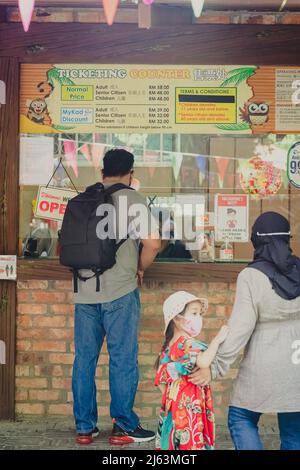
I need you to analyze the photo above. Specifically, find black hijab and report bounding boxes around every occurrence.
[248,212,300,300]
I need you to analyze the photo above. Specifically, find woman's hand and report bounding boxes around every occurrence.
[215,325,229,345]
[189,367,211,386]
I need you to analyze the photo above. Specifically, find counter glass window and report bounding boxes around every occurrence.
[19,132,300,262]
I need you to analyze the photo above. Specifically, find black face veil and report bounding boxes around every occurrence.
[248,212,300,300]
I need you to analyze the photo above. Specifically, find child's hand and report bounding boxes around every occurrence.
[215,325,229,344]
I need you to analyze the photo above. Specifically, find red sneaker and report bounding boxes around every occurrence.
[75,427,99,445]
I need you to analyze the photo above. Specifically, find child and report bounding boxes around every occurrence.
[154,291,229,450]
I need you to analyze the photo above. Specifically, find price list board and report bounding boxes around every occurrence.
[20,64,300,135]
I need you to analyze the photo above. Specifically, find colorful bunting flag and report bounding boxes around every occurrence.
[103,0,119,26]
[191,0,205,18]
[18,0,35,32]
[172,153,183,181]
[63,140,78,178]
[215,156,230,189]
[91,143,106,169]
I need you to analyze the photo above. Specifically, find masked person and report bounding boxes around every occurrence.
[202,212,300,450]
[154,291,229,450]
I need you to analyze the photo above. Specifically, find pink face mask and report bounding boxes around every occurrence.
[180,316,203,338]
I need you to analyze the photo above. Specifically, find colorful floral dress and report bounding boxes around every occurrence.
[154,336,215,450]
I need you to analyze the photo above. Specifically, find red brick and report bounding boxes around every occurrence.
[17,304,47,315]
[203,318,225,329]
[33,316,67,328]
[29,390,61,401]
[17,315,33,328]
[139,355,156,366]
[138,381,156,391]
[98,406,110,417]
[197,14,231,24]
[140,318,163,329]
[17,340,31,351]
[16,403,45,415]
[17,328,72,340]
[31,341,66,352]
[49,353,74,364]
[15,390,28,401]
[48,404,73,415]
[50,304,73,314]
[52,365,64,377]
[139,392,161,404]
[18,281,48,290]
[51,378,71,389]
[16,378,48,389]
[139,343,151,354]
[15,365,30,377]
[281,14,300,24]
[241,14,276,24]
[17,291,30,302]
[53,280,72,290]
[31,292,66,303]
[34,365,53,376]
[134,407,154,418]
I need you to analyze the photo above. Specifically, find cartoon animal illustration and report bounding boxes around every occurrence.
[37,80,54,98]
[27,98,52,126]
[239,102,269,126]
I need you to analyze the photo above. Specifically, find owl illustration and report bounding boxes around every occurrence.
[240,102,269,126]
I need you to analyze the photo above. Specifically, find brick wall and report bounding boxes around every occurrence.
[7,8,300,26]
[16,280,237,422]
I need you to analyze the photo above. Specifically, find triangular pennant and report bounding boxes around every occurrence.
[80,143,91,162]
[148,167,156,179]
[191,0,205,18]
[172,153,183,181]
[63,140,78,178]
[91,143,105,169]
[103,0,119,26]
[215,157,230,189]
[18,0,35,32]
[196,155,207,177]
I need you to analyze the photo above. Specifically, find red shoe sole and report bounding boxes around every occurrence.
[109,436,135,445]
[76,435,93,445]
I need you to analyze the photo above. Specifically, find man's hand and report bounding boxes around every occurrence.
[137,269,144,288]
[189,367,212,386]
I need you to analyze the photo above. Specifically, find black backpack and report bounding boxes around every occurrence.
[59,182,134,293]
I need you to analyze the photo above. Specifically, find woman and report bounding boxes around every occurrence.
[210,212,300,450]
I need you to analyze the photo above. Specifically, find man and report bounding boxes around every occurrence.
[72,149,161,445]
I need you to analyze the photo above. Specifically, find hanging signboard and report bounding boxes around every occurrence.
[287,142,300,188]
[215,194,249,243]
[34,186,77,222]
[19,64,300,135]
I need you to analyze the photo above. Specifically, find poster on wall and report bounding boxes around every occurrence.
[215,194,249,243]
[19,136,54,185]
[0,255,17,281]
[287,141,300,188]
[19,64,300,135]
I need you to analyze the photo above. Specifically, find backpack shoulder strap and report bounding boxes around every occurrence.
[104,183,134,197]
[85,182,104,193]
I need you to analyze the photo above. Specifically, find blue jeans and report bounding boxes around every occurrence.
[228,406,300,450]
[72,289,141,433]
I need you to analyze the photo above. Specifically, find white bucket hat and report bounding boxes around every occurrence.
[163,291,208,334]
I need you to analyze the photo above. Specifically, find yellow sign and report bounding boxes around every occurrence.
[20,64,300,135]
[61,85,94,102]
[175,87,237,124]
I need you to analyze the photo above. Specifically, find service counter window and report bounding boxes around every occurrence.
[19,132,300,263]
[18,64,300,264]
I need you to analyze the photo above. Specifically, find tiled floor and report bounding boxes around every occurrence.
[0,417,280,450]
